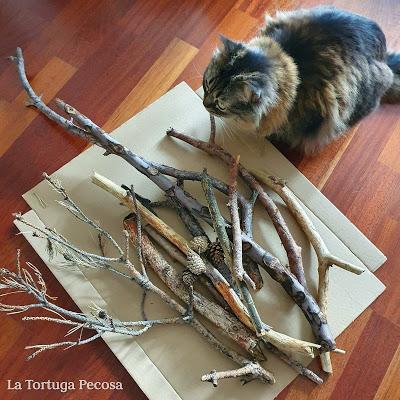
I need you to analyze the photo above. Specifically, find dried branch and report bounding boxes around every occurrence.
[201,362,274,386]
[261,341,323,384]
[43,172,125,258]
[9,48,91,140]
[252,170,365,372]
[228,156,254,288]
[0,264,185,360]
[242,190,258,238]
[250,171,365,276]
[240,190,263,292]
[209,114,216,145]
[12,207,270,383]
[1,260,269,382]
[202,170,267,337]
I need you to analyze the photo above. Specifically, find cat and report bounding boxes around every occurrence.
[202,6,400,154]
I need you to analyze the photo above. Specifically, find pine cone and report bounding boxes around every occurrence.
[189,236,209,254]
[186,249,206,275]
[182,269,196,286]
[206,241,225,266]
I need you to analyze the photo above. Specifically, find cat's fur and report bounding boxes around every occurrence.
[202,6,400,153]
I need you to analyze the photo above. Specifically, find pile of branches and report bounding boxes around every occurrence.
[1,48,365,387]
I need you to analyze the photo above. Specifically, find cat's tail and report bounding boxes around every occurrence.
[382,52,400,103]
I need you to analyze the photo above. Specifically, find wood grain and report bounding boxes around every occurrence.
[0,1,399,399]
[373,344,400,400]
[103,37,198,132]
[0,57,76,157]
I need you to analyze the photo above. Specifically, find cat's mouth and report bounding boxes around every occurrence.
[204,106,224,117]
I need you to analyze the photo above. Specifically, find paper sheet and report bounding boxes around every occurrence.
[19,82,386,400]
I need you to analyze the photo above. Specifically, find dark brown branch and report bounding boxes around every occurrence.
[209,114,216,145]
[239,228,334,352]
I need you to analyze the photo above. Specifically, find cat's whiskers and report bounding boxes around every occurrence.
[218,117,238,146]
[216,117,229,146]
[191,61,204,79]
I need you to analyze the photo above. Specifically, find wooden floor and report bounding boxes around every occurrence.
[1,1,400,399]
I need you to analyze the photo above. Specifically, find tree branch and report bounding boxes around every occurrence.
[252,170,365,372]
[201,362,275,386]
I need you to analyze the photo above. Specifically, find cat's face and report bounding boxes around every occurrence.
[202,36,270,121]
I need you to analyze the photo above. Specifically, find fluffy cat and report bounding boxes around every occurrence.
[202,6,400,153]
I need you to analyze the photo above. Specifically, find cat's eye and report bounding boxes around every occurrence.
[216,99,226,110]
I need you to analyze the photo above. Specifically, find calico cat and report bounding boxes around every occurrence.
[202,6,400,153]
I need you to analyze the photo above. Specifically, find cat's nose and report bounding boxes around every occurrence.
[203,95,214,109]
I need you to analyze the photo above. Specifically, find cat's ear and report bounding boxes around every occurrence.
[219,35,240,53]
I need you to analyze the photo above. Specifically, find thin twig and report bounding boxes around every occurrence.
[228,156,255,288]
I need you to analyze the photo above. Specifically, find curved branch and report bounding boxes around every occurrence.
[252,170,365,372]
